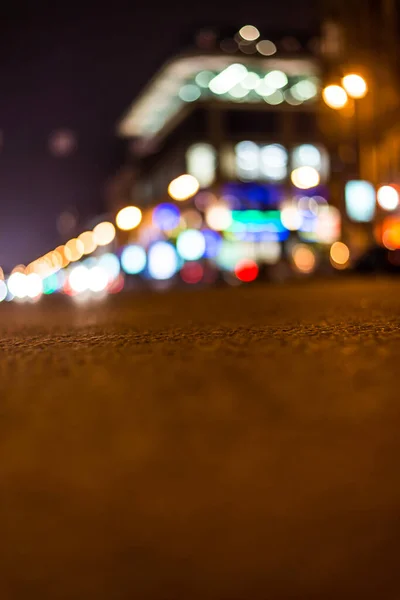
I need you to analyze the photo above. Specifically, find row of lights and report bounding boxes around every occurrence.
[323,73,368,109]
[9,207,144,284]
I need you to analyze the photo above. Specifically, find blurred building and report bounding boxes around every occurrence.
[109,25,343,275]
[319,0,400,251]
[114,26,329,208]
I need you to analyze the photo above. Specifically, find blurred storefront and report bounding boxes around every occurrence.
[109,25,344,281]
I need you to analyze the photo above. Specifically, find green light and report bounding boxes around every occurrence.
[42,274,58,295]
[228,210,286,234]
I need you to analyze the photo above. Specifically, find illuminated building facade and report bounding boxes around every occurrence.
[110,26,344,280]
[319,0,400,252]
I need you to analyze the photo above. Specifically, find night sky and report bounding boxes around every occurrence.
[0,1,315,270]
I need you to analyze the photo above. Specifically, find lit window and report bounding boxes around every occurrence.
[186,143,216,188]
[292,144,329,180]
[235,141,259,180]
[259,144,288,181]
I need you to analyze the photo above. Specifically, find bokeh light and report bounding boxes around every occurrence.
[342,74,367,99]
[238,25,260,42]
[322,85,348,109]
[88,267,109,292]
[78,231,97,255]
[69,265,89,293]
[281,204,303,230]
[168,174,199,201]
[256,40,276,56]
[235,259,259,282]
[176,229,206,261]
[180,262,204,284]
[330,241,350,268]
[148,242,179,280]
[377,185,399,211]
[93,222,116,246]
[209,64,248,95]
[97,253,120,281]
[116,206,142,231]
[205,202,233,231]
[65,238,85,262]
[26,273,43,299]
[179,84,201,102]
[291,166,320,189]
[43,273,59,295]
[7,273,27,299]
[186,143,216,188]
[0,280,7,302]
[55,245,71,268]
[381,218,400,250]
[345,180,376,222]
[202,229,222,258]
[152,203,181,231]
[121,245,147,274]
[292,244,316,273]
[264,70,288,89]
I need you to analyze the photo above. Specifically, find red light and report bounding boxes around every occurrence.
[109,273,125,294]
[180,262,204,284]
[234,259,259,282]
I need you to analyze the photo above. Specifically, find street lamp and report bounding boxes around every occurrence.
[322,84,348,110]
[342,74,368,100]
[322,73,368,179]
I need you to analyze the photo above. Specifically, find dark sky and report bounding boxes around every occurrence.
[0,1,316,270]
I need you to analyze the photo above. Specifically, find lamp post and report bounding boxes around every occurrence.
[322,74,371,251]
[322,73,368,179]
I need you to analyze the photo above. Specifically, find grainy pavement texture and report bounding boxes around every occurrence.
[0,277,399,599]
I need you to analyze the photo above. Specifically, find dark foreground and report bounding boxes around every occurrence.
[1,278,400,599]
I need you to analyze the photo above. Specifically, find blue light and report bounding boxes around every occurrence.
[202,229,222,258]
[148,241,179,280]
[152,203,181,231]
[121,245,147,274]
[345,181,376,223]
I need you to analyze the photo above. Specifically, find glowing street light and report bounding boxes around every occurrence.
[322,84,348,109]
[342,74,368,99]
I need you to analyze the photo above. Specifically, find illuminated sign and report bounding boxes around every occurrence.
[226,210,289,241]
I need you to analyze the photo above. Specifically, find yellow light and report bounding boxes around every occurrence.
[291,166,320,190]
[205,202,232,231]
[65,238,85,262]
[330,241,350,268]
[78,231,97,254]
[239,25,260,42]
[292,244,316,274]
[377,185,399,211]
[382,218,400,250]
[116,206,142,231]
[168,174,199,201]
[93,221,116,246]
[322,84,348,109]
[56,245,71,268]
[342,74,367,99]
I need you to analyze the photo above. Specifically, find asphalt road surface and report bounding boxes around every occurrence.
[1,277,400,599]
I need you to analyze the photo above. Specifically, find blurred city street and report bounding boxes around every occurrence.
[1,277,399,599]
